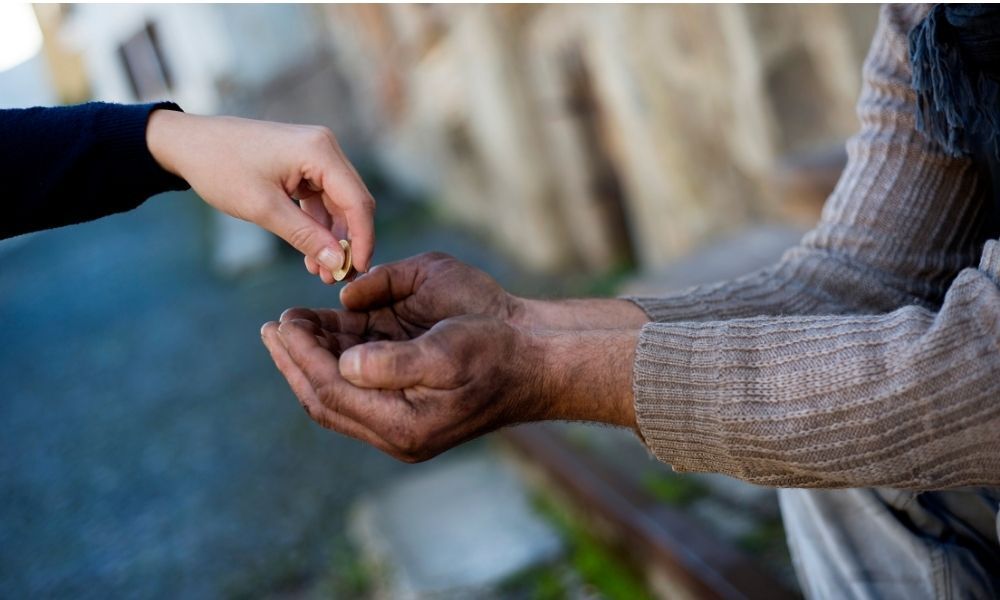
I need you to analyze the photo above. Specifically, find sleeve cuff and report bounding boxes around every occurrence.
[632,320,734,474]
[94,101,190,198]
[979,240,1000,285]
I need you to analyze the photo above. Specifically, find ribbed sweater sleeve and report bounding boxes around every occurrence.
[627,4,1000,489]
[0,101,190,240]
[628,4,994,323]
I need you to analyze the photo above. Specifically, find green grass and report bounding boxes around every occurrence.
[499,563,569,600]
[737,518,788,556]
[326,545,375,598]
[640,472,709,507]
[531,496,654,600]
[573,260,636,298]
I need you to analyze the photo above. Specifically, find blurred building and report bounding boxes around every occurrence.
[54,4,325,113]
[319,4,879,272]
[34,4,880,275]
[32,5,89,105]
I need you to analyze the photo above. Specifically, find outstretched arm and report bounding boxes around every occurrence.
[0,102,376,276]
[632,242,1000,489]
[266,241,1000,489]
[262,5,1000,489]
[0,102,188,238]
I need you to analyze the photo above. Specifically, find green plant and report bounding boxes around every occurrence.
[533,496,653,600]
[641,472,709,507]
[499,563,568,600]
[330,546,375,598]
[737,518,787,556]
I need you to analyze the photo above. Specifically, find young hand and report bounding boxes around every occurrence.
[146,109,375,281]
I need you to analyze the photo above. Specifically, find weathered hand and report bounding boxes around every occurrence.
[340,251,650,333]
[261,300,639,461]
[339,252,520,336]
[146,109,375,281]
[278,297,428,345]
[261,313,541,462]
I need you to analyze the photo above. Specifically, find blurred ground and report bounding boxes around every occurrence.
[0,188,529,598]
[0,184,805,599]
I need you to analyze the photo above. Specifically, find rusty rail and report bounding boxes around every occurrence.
[502,424,799,600]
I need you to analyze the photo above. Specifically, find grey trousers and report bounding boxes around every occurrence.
[779,488,1000,599]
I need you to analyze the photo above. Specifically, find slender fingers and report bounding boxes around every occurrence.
[263,193,345,273]
[321,176,374,273]
[299,196,332,228]
[299,196,347,284]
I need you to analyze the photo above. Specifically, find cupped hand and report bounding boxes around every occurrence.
[339,252,521,335]
[146,109,375,281]
[260,313,543,463]
[278,299,423,344]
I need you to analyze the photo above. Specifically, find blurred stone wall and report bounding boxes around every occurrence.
[321,4,879,272]
[33,5,91,105]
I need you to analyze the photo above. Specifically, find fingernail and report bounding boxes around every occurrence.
[341,348,361,379]
[276,321,296,338]
[318,246,344,272]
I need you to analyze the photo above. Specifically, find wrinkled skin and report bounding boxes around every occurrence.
[261,252,640,462]
[261,309,542,463]
[338,252,519,337]
[147,109,376,281]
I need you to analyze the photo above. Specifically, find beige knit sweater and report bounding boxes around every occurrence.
[628,4,1000,490]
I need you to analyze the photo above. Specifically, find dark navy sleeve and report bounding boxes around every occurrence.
[0,101,190,240]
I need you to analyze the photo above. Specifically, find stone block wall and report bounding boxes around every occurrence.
[319,4,879,272]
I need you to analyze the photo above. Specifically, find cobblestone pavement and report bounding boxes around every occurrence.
[0,192,514,598]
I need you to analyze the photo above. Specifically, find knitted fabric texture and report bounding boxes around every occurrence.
[627,4,1000,490]
[0,102,189,240]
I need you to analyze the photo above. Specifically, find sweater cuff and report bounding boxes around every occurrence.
[632,320,735,475]
[94,101,190,197]
[979,239,1000,285]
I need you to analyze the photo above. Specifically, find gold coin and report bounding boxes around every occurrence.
[333,239,352,281]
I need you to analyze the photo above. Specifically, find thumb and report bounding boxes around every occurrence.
[264,196,345,273]
[339,264,396,311]
[340,254,428,311]
[339,340,428,389]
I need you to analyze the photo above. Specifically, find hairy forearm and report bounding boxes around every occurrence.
[513,297,649,330]
[527,327,640,429]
